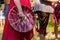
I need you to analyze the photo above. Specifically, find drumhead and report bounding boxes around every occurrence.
[8,6,34,32]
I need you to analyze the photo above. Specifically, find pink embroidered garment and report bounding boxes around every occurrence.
[2,0,34,40]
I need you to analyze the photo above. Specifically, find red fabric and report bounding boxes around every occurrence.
[52,3,60,24]
[52,14,60,24]
[20,0,31,9]
[52,14,55,24]
[2,0,33,40]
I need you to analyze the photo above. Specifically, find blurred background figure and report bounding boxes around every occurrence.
[0,0,5,34]
[3,0,10,17]
[0,9,5,32]
[52,0,60,40]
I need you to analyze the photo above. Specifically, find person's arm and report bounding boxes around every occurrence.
[14,0,24,16]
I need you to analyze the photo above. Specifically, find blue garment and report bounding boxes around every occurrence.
[38,19,40,23]
[0,11,5,19]
[4,4,9,17]
[0,13,2,17]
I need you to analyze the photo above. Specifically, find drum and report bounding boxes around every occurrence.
[8,6,35,32]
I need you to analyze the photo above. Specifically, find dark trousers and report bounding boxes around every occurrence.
[35,11,50,36]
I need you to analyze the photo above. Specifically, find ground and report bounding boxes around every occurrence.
[0,26,60,40]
